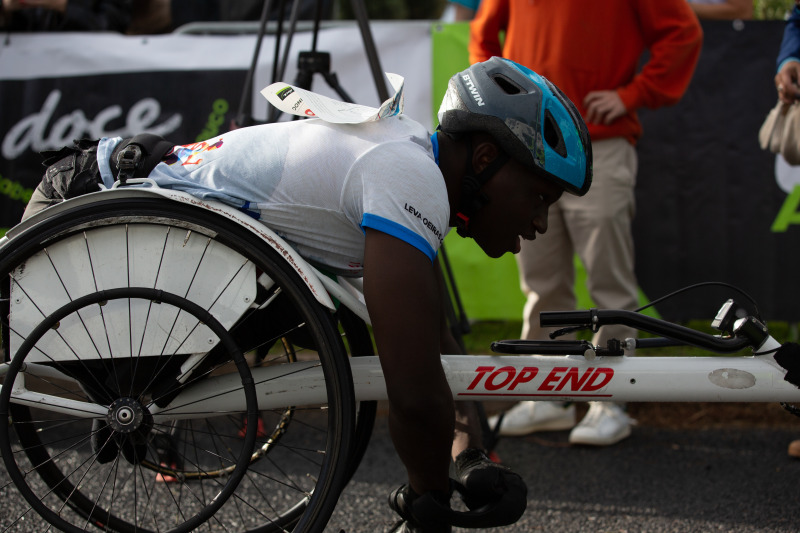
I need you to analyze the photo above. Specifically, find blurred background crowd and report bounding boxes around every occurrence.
[0,0,796,35]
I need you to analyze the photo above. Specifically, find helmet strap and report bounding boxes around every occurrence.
[456,137,509,238]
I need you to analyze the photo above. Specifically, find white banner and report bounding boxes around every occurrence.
[0,21,434,130]
[0,21,433,227]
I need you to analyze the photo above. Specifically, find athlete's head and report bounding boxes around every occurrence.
[437,57,592,257]
[439,57,592,196]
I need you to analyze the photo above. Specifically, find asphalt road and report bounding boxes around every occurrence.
[327,412,800,533]
[1,407,798,533]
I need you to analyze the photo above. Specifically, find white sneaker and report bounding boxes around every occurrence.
[488,401,576,437]
[568,402,636,446]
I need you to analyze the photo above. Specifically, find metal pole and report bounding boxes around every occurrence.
[348,0,389,102]
[235,0,274,127]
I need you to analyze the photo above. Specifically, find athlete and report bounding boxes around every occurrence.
[22,57,592,532]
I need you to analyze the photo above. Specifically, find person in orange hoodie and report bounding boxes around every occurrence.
[471,0,702,446]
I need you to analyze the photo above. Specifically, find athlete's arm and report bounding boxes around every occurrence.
[433,258,485,456]
[363,228,454,495]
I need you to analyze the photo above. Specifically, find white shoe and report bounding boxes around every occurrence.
[488,401,576,437]
[568,402,635,446]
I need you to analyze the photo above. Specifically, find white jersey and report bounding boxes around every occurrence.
[97,116,450,276]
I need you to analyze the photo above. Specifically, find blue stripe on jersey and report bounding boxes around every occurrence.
[239,201,261,220]
[361,213,437,263]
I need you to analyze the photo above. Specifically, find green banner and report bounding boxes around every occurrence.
[433,22,526,321]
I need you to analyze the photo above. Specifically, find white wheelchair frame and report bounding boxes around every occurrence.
[2,186,799,533]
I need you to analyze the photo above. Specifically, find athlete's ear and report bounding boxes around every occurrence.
[471,138,500,174]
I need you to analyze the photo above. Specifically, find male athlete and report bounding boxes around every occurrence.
[22,57,592,532]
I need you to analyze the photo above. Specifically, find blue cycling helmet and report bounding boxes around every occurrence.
[438,57,592,196]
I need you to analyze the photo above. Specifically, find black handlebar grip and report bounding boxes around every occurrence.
[539,310,594,327]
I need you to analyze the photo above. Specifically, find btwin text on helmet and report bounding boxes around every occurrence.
[461,74,485,107]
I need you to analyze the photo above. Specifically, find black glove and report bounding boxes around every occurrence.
[453,448,527,522]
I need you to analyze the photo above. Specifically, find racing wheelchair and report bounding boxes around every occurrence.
[2,184,799,533]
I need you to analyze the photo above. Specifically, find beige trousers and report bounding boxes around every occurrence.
[516,137,639,347]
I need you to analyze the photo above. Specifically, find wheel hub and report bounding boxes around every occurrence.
[107,397,149,435]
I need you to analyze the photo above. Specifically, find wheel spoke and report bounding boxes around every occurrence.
[0,204,355,532]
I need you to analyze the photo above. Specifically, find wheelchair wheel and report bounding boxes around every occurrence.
[0,288,259,533]
[0,197,356,533]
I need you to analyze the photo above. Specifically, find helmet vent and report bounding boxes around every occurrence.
[544,110,567,157]
[492,74,523,95]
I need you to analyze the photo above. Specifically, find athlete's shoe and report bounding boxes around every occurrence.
[388,484,451,533]
[487,401,576,437]
[568,402,635,446]
[388,519,449,533]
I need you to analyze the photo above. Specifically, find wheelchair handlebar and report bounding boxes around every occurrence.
[539,308,756,353]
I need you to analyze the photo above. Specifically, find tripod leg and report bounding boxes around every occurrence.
[323,72,354,103]
[235,0,275,128]
[349,0,389,102]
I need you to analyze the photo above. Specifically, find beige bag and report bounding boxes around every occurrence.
[781,102,800,165]
[759,100,800,165]
[759,100,788,154]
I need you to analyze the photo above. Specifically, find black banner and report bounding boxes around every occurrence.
[0,69,245,224]
[635,20,797,321]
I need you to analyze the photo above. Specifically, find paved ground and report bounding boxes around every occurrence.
[326,402,800,533]
[2,402,798,532]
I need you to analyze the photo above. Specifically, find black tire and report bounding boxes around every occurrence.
[0,288,260,533]
[0,197,355,533]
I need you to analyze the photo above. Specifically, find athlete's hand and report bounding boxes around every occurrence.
[776,61,800,104]
[584,90,627,126]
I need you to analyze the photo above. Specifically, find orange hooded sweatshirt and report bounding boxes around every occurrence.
[469,0,703,144]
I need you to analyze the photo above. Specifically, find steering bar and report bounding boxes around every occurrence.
[539,308,755,353]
